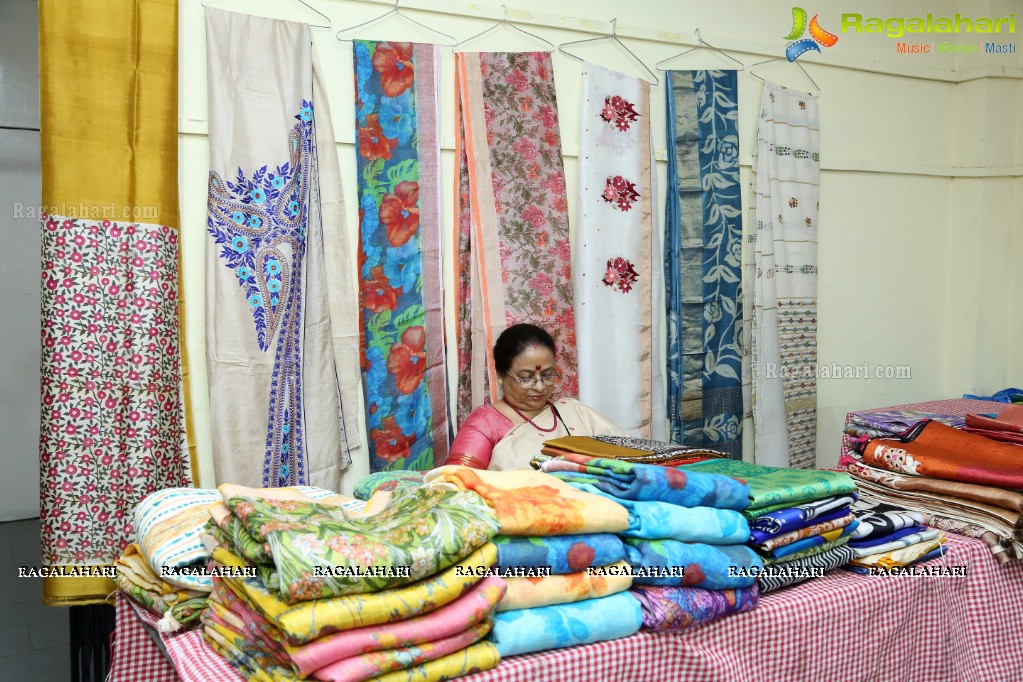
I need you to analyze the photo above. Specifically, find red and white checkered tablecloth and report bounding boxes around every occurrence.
[112,533,1023,682]
[108,594,179,682]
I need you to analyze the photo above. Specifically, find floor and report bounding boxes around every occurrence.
[0,518,72,682]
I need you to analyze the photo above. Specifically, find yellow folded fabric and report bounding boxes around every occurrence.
[543,436,655,458]
[423,466,629,536]
[212,543,499,645]
[497,560,633,612]
[370,641,501,682]
[850,537,946,570]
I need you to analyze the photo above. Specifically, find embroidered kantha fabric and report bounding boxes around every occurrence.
[354,41,449,472]
[38,0,189,605]
[454,51,578,423]
[205,9,358,489]
[743,82,820,469]
[665,70,744,458]
[631,584,759,632]
[574,62,661,438]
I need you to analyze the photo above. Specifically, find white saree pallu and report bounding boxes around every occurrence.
[742,82,820,468]
[205,9,359,489]
[574,62,661,438]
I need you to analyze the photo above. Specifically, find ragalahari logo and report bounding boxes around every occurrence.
[784,7,838,61]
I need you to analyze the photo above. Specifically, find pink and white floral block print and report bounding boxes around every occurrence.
[39,214,189,565]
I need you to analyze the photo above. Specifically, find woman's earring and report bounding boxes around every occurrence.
[497,379,503,386]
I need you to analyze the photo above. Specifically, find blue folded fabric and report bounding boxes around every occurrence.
[489,592,644,657]
[765,520,859,560]
[748,493,858,539]
[493,534,626,574]
[749,507,851,545]
[623,539,762,590]
[847,524,928,549]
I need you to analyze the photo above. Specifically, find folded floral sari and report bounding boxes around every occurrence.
[285,575,505,677]
[757,544,856,593]
[849,528,942,559]
[313,620,493,682]
[115,544,208,631]
[680,459,857,510]
[753,513,856,552]
[221,483,499,602]
[763,521,859,560]
[370,641,500,682]
[422,466,629,535]
[212,543,497,644]
[847,460,1023,513]
[568,483,749,544]
[863,420,1023,488]
[541,452,749,510]
[497,561,632,612]
[493,534,625,574]
[203,614,294,682]
[352,470,427,501]
[849,498,928,541]
[489,592,643,657]
[748,493,858,538]
[630,584,759,632]
[849,537,945,570]
[623,540,762,589]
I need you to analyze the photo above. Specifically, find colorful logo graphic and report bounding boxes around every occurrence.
[784,7,839,61]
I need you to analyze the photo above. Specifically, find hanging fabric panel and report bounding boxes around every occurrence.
[38,0,190,605]
[574,62,661,438]
[454,51,578,426]
[205,9,358,489]
[354,41,449,471]
[742,82,820,468]
[664,70,744,459]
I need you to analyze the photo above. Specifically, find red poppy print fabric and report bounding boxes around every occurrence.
[38,214,190,567]
[454,51,578,424]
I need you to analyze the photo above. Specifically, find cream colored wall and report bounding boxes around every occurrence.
[179,0,1022,491]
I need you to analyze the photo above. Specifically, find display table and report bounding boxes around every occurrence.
[109,532,1023,682]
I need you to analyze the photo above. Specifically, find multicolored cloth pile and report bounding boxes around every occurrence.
[680,459,860,593]
[843,499,946,574]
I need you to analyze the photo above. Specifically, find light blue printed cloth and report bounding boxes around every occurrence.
[493,534,626,574]
[623,539,762,590]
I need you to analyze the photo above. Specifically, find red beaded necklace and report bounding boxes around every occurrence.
[505,400,558,433]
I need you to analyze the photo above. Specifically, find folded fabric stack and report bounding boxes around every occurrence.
[351,470,426,501]
[201,483,506,681]
[845,419,1023,562]
[843,499,946,574]
[423,466,644,656]
[114,544,208,631]
[964,404,1023,445]
[540,435,727,467]
[680,459,860,594]
[535,454,761,632]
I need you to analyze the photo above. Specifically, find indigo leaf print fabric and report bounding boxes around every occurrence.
[355,41,448,471]
[631,584,759,632]
[223,484,499,603]
[664,70,743,458]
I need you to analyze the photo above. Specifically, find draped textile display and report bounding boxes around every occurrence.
[574,62,662,438]
[354,41,449,471]
[742,82,820,468]
[205,9,359,489]
[38,0,190,605]
[665,70,744,458]
[454,51,578,424]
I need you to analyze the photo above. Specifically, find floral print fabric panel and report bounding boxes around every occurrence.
[39,215,190,569]
[574,63,656,437]
[454,52,577,424]
[631,584,759,632]
[623,539,762,590]
[489,592,643,657]
[681,458,857,510]
[493,533,625,574]
[664,70,743,458]
[355,41,448,472]
[496,561,633,611]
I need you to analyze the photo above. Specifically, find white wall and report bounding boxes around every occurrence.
[0,0,41,520]
[179,0,1023,491]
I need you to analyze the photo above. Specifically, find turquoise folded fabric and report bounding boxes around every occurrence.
[493,534,626,574]
[489,592,643,657]
[567,483,749,544]
[623,540,762,589]
[542,457,749,510]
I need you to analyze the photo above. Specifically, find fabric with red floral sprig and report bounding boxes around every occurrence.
[573,62,660,439]
[355,40,449,471]
[454,51,579,421]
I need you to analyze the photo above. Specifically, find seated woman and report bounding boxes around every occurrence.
[447,323,625,470]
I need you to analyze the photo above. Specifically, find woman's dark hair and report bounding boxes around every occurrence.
[493,323,556,375]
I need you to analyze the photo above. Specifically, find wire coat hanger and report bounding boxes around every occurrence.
[558,19,658,85]
[201,0,332,29]
[336,0,457,45]
[749,56,821,96]
[453,5,555,52]
[656,29,745,71]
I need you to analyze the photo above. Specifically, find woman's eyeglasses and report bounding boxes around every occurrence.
[507,372,561,387]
